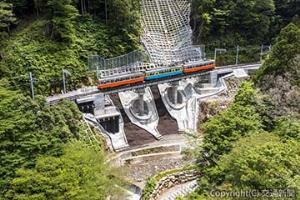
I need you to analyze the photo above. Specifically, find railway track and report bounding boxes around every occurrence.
[47,63,261,104]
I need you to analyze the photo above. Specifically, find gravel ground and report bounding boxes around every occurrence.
[125,154,192,185]
[151,86,179,136]
[110,86,179,147]
[110,94,157,146]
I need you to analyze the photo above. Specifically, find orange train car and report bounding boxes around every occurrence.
[98,72,145,90]
[183,60,216,74]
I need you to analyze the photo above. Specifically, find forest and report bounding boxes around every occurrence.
[0,0,300,199]
[0,0,299,94]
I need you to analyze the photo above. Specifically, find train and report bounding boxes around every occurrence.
[97,60,215,90]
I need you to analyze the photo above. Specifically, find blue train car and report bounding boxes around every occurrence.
[145,66,183,81]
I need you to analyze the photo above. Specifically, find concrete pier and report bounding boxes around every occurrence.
[77,94,129,151]
[158,80,199,132]
[119,87,161,139]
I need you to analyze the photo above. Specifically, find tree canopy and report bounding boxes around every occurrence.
[191,0,300,47]
[193,23,300,199]
[6,141,120,200]
[256,23,300,78]
[0,84,85,194]
[201,133,300,194]
[0,84,121,199]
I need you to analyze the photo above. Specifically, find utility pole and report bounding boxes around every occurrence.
[62,69,66,94]
[260,45,264,63]
[29,72,35,100]
[235,45,240,66]
[62,69,71,94]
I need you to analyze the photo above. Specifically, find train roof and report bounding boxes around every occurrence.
[183,59,215,66]
[99,72,144,81]
[146,65,182,73]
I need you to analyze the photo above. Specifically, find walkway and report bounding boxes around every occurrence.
[159,180,198,200]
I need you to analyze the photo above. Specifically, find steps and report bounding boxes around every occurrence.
[159,180,198,200]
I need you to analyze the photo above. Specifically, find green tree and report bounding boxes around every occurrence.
[0,1,16,48]
[193,0,275,45]
[273,117,300,142]
[199,82,263,166]
[47,0,79,42]
[108,0,141,47]
[256,23,300,78]
[6,141,121,200]
[191,0,215,42]
[271,0,300,36]
[0,85,87,196]
[199,133,300,197]
[0,1,16,33]
[229,0,275,41]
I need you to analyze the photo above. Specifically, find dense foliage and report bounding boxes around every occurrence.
[6,141,119,200]
[190,23,300,199]
[0,84,77,193]
[0,84,120,199]
[202,132,300,194]
[192,0,300,47]
[256,23,300,80]
[0,2,16,41]
[0,0,141,95]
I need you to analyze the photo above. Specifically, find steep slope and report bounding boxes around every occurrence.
[0,17,138,95]
[256,23,300,118]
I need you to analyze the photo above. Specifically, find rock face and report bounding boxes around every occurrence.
[198,76,249,125]
[198,99,231,124]
[258,72,300,118]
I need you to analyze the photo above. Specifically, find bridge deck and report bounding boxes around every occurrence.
[46,63,261,104]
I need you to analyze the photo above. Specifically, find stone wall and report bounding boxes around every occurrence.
[147,170,200,200]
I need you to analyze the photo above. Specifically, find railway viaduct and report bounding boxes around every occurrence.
[47,0,266,151]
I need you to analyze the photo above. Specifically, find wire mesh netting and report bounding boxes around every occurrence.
[88,50,149,72]
[88,0,206,79]
[141,0,203,65]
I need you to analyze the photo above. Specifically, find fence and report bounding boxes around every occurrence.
[88,50,149,72]
[205,45,271,66]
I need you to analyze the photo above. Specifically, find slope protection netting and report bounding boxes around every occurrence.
[89,0,203,78]
[141,0,202,65]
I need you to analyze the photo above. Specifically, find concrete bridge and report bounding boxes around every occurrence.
[46,63,261,151]
[46,0,265,151]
